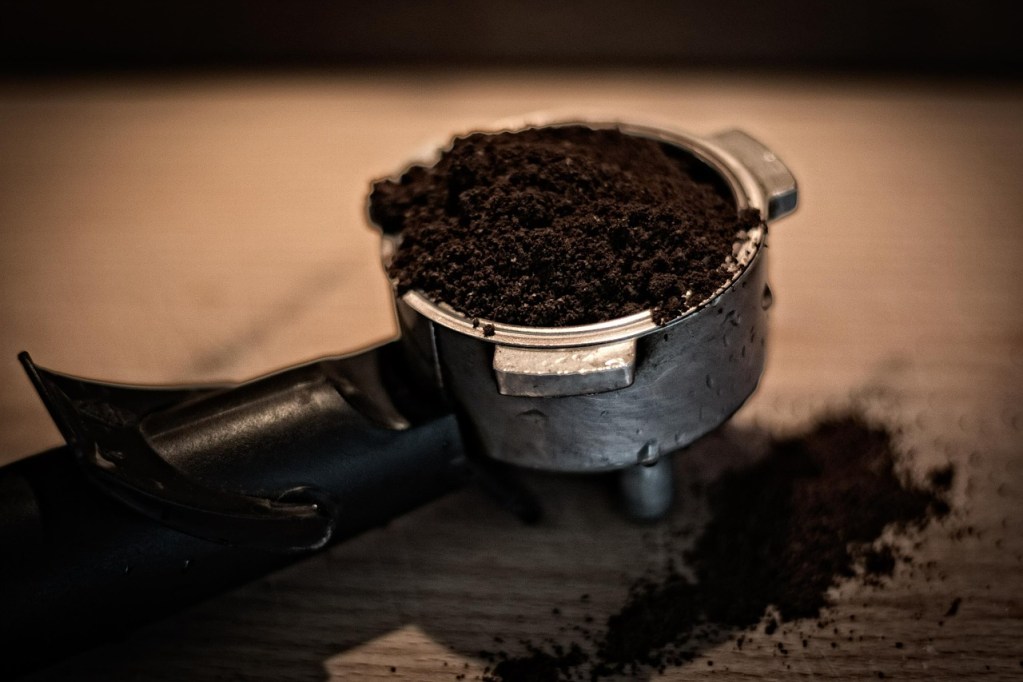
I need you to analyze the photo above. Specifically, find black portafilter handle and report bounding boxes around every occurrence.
[0,341,472,678]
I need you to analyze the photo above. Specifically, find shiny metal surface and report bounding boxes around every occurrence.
[430,248,769,471]
[492,339,636,397]
[710,129,798,221]
[620,453,674,521]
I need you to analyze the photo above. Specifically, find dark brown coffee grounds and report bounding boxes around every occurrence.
[483,414,954,682]
[370,125,762,327]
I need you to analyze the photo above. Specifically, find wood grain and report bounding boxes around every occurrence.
[1,71,1021,680]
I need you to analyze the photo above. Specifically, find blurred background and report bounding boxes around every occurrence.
[2,0,1022,74]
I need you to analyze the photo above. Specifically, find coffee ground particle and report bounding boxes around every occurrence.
[370,125,762,327]
[483,414,954,682]
[861,545,900,587]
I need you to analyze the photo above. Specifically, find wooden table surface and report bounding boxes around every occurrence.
[1,70,1021,680]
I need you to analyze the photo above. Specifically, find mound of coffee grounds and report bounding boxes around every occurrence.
[370,125,762,327]
[483,414,954,682]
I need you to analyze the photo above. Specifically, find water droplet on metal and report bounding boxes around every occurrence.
[761,283,774,310]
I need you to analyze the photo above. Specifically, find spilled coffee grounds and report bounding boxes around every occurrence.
[483,414,954,681]
[370,125,762,327]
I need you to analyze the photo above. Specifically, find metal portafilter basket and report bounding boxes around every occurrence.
[0,119,796,676]
[388,121,797,519]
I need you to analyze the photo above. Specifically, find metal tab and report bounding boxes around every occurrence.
[710,129,798,221]
[493,339,637,397]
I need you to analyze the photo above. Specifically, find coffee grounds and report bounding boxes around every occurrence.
[370,125,762,327]
[483,414,954,681]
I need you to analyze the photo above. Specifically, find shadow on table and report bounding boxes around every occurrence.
[24,424,769,682]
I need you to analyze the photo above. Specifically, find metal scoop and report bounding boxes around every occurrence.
[0,118,796,676]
